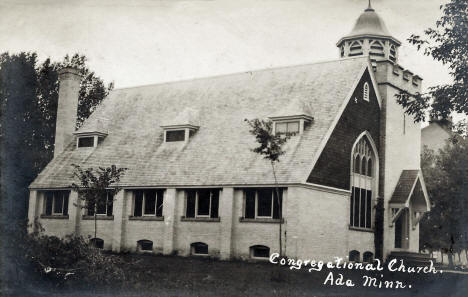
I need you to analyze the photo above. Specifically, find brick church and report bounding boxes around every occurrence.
[28,4,430,262]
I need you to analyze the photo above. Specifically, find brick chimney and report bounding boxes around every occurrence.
[54,67,81,157]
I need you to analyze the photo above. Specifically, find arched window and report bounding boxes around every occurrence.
[363,82,369,101]
[350,134,377,229]
[349,250,360,262]
[191,242,208,255]
[363,251,374,263]
[137,239,153,252]
[90,238,104,249]
[367,159,373,177]
[250,245,270,258]
[354,155,361,174]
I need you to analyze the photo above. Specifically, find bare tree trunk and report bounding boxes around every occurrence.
[94,204,97,240]
[271,161,282,257]
[440,249,444,264]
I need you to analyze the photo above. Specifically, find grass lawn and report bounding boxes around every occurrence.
[6,253,468,297]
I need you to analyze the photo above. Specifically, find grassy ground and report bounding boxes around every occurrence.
[5,253,468,297]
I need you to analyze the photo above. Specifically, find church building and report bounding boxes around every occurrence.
[28,4,431,262]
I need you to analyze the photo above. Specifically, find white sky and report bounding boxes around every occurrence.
[0,0,454,93]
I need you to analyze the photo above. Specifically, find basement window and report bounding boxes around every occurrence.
[90,238,104,249]
[250,245,270,259]
[137,240,153,252]
[191,242,209,255]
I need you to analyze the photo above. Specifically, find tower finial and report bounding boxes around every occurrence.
[365,0,374,11]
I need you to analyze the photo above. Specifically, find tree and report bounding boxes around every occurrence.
[396,0,467,122]
[419,137,468,267]
[70,165,127,241]
[245,119,289,257]
[0,52,113,223]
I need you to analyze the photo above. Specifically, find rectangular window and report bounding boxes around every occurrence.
[166,130,185,142]
[275,122,299,135]
[185,189,220,218]
[43,191,69,216]
[78,137,95,147]
[350,187,372,229]
[132,189,164,217]
[87,192,113,216]
[243,188,282,219]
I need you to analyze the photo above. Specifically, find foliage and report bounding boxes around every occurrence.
[419,137,468,266]
[245,118,290,259]
[395,0,468,122]
[0,52,112,222]
[4,220,126,289]
[70,164,127,239]
[245,119,290,162]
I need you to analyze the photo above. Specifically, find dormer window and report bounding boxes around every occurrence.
[275,121,300,135]
[166,130,186,142]
[269,115,313,136]
[161,125,199,143]
[75,133,107,148]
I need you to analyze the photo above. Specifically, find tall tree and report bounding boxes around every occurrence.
[419,137,468,267]
[246,119,289,257]
[396,0,468,122]
[0,52,113,223]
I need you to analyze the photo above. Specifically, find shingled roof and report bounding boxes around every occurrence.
[30,57,370,189]
[389,170,430,211]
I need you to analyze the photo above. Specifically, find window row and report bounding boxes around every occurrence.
[40,188,284,221]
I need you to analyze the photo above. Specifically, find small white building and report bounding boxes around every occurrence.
[28,4,430,262]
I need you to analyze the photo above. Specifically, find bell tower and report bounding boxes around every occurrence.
[336,1,401,66]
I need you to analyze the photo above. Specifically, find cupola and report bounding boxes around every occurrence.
[337,1,400,65]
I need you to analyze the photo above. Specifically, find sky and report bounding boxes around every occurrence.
[0,0,454,94]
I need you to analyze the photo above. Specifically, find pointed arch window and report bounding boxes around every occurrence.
[350,134,378,229]
[363,82,370,102]
[389,45,397,62]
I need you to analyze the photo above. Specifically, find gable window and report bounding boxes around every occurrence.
[243,188,282,219]
[275,121,299,135]
[86,192,114,216]
[166,130,185,142]
[133,189,164,217]
[363,82,370,102]
[43,190,70,216]
[350,135,377,229]
[185,189,220,218]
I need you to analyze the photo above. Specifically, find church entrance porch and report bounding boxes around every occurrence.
[394,208,409,249]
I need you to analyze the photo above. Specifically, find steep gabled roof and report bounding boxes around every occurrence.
[30,57,370,189]
[390,170,430,211]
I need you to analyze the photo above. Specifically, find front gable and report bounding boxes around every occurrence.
[307,68,380,190]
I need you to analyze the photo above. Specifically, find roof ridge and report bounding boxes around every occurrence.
[112,56,370,92]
